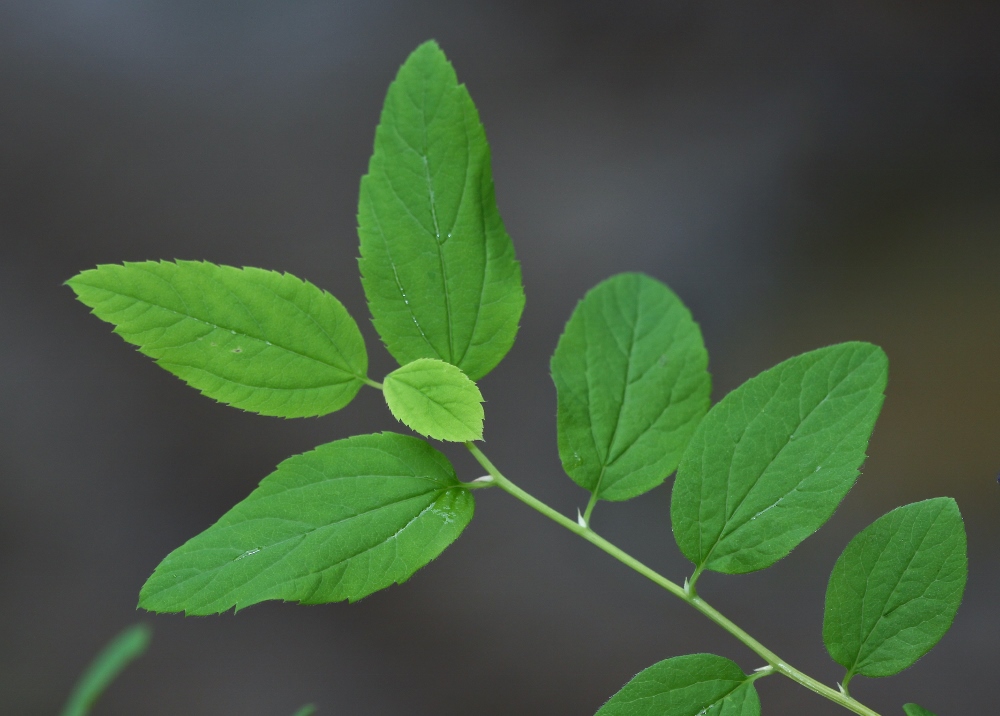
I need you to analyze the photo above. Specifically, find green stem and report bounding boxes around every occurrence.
[363,377,383,390]
[464,443,882,716]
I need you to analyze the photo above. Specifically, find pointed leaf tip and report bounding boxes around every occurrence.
[68,261,368,418]
[358,41,524,380]
[139,433,474,614]
[672,342,888,574]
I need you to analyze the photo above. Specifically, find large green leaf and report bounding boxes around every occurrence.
[358,40,524,381]
[903,704,936,716]
[61,624,151,716]
[68,261,368,418]
[551,273,710,503]
[595,653,760,716]
[139,433,474,615]
[824,498,967,679]
[383,358,484,442]
[671,342,887,575]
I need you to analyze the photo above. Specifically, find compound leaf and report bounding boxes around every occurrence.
[672,342,887,575]
[824,498,967,679]
[552,273,710,503]
[358,40,524,381]
[139,433,474,615]
[383,358,484,442]
[903,705,936,716]
[596,653,760,716]
[68,261,368,418]
[60,623,151,716]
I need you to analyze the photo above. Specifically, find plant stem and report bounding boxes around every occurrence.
[464,442,883,716]
[363,377,383,390]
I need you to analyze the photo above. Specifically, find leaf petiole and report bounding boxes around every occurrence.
[465,442,884,716]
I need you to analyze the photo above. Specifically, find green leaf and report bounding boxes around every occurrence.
[671,342,887,575]
[358,40,524,381]
[824,498,967,679]
[68,261,368,418]
[551,273,710,503]
[903,704,936,716]
[61,623,151,716]
[139,433,474,615]
[292,706,317,716]
[595,653,760,716]
[383,358,484,442]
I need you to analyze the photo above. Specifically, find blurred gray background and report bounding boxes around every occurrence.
[2,1,999,714]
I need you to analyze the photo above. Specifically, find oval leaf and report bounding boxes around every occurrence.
[824,498,967,679]
[596,653,760,716]
[903,705,936,716]
[552,273,710,502]
[68,261,368,418]
[383,358,484,442]
[671,342,887,575]
[358,40,525,381]
[139,433,474,615]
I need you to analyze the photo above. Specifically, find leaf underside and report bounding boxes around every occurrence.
[552,272,711,502]
[68,261,368,418]
[671,342,888,574]
[596,653,760,716]
[383,358,484,442]
[358,40,524,381]
[139,433,474,615]
[824,498,967,678]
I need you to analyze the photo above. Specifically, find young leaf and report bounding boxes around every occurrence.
[68,261,368,418]
[139,433,474,615]
[903,704,936,716]
[595,653,760,716]
[358,40,525,381]
[60,623,151,716]
[672,342,887,575]
[551,273,710,503]
[383,358,484,442]
[824,498,967,679]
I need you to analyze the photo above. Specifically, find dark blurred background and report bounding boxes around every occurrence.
[2,2,999,714]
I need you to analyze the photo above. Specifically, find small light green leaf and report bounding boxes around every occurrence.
[139,433,474,615]
[383,358,484,442]
[61,623,151,716]
[595,653,760,716]
[824,498,967,679]
[672,342,887,575]
[358,40,525,381]
[903,704,936,716]
[68,261,368,418]
[292,705,317,716]
[551,273,710,503]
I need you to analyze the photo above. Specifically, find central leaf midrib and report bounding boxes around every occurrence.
[160,488,457,603]
[96,281,364,382]
[698,354,871,568]
[851,508,943,670]
[419,78,456,364]
[393,373,471,428]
